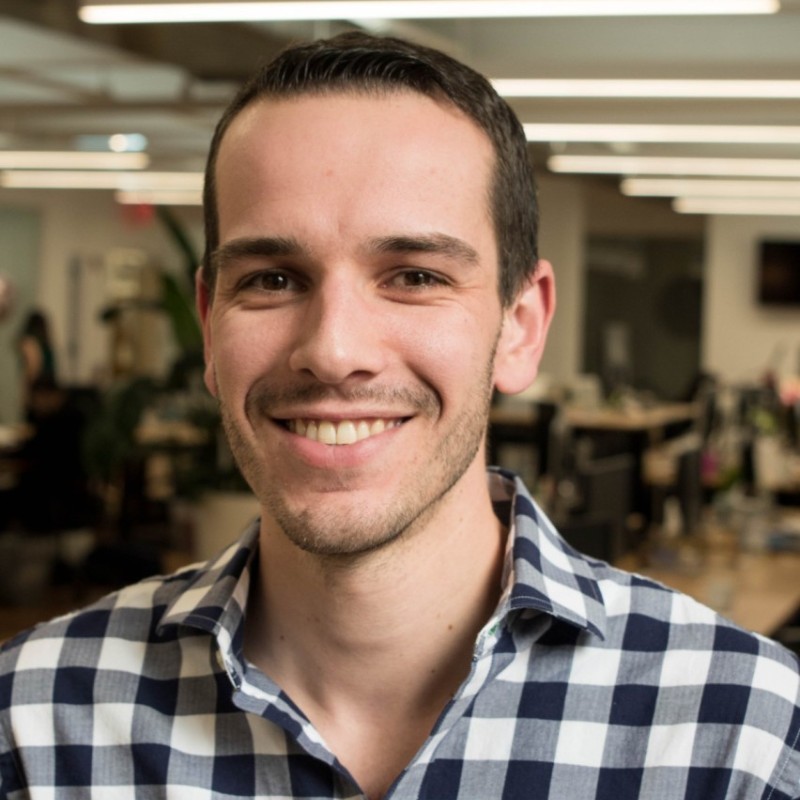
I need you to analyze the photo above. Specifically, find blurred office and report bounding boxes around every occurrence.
[0,2,799,648]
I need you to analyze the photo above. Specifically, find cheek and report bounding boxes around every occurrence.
[396,310,499,398]
[208,315,288,400]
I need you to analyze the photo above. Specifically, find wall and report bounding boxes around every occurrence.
[583,237,704,400]
[585,180,704,240]
[582,179,707,398]
[583,181,800,390]
[536,174,585,382]
[703,214,800,385]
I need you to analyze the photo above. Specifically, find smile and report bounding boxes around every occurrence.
[286,418,403,445]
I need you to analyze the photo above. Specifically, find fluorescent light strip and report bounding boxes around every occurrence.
[674,197,800,215]
[0,170,202,190]
[116,189,202,205]
[0,151,148,169]
[495,78,800,99]
[524,123,800,145]
[548,155,800,178]
[78,0,778,24]
[622,178,800,197]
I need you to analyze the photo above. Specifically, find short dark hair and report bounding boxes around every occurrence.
[202,32,538,306]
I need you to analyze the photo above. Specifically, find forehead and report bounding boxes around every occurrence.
[220,90,493,197]
[214,91,497,258]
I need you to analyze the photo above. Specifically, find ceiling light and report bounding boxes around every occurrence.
[548,155,800,178]
[0,170,202,190]
[116,189,202,205]
[524,124,800,145]
[622,178,800,197]
[0,151,148,170]
[78,0,778,24]
[495,78,800,99]
[673,197,800,215]
[108,133,149,153]
[75,134,149,153]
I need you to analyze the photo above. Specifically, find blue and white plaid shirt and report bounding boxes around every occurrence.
[1,469,799,799]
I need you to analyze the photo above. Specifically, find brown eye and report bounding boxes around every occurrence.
[242,270,302,293]
[404,271,434,286]
[258,273,290,290]
[389,270,447,290]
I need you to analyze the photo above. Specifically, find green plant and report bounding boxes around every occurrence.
[83,208,223,497]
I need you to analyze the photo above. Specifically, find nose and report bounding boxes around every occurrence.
[287,277,387,384]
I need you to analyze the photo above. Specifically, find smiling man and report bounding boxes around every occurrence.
[200,88,547,561]
[1,33,799,800]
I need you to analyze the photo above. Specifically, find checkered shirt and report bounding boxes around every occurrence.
[1,469,799,799]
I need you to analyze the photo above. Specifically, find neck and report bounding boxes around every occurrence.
[244,465,506,707]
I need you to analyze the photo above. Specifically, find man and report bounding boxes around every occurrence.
[1,32,798,800]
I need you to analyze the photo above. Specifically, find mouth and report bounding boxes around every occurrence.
[283,417,406,445]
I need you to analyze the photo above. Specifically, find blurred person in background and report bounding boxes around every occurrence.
[16,309,56,420]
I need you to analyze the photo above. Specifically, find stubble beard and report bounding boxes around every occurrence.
[217,355,497,561]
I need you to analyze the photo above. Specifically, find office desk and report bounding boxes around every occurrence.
[619,546,800,637]
[489,402,700,517]
[564,403,700,435]
[0,424,31,454]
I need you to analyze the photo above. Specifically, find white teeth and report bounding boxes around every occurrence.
[288,418,399,445]
[318,421,337,445]
[336,421,357,445]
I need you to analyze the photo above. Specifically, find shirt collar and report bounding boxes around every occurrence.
[159,470,607,645]
[489,467,607,640]
[159,522,260,645]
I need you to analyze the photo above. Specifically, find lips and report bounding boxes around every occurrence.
[287,418,402,445]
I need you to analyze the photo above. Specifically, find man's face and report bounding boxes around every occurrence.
[199,91,549,557]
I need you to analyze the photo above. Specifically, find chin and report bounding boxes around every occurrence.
[263,489,426,558]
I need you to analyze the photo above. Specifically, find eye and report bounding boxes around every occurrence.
[239,269,303,293]
[403,271,436,287]
[387,269,448,290]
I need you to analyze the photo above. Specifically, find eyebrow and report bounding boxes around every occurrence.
[368,233,481,266]
[210,236,303,273]
[210,231,482,273]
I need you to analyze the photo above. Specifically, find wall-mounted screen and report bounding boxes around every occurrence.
[758,240,800,306]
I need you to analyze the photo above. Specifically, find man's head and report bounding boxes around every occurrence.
[197,33,554,558]
[202,31,538,307]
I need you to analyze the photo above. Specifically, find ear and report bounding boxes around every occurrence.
[195,267,219,398]
[493,259,556,395]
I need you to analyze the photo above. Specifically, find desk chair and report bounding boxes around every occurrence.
[565,452,636,561]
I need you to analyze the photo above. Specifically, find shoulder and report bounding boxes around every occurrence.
[0,564,216,795]
[593,565,799,719]
[0,564,204,700]
[592,560,799,664]
[558,561,800,793]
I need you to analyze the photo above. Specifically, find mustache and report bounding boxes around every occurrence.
[245,380,441,418]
